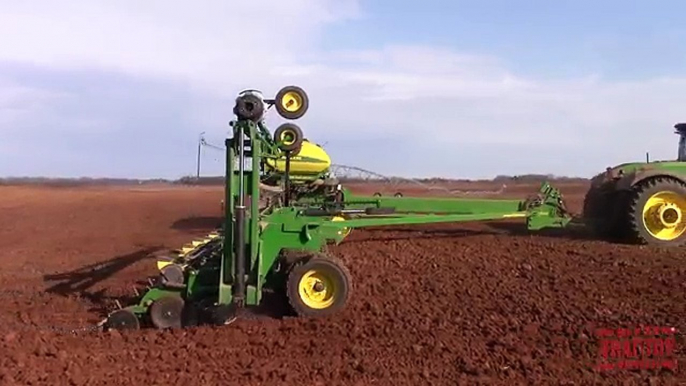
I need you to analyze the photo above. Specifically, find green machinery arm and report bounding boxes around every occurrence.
[243,181,570,305]
[295,181,571,232]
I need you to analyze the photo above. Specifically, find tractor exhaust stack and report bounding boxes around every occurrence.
[675,123,686,161]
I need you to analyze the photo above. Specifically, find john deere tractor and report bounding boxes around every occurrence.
[583,123,686,247]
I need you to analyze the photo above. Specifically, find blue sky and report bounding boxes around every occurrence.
[323,0,686,80]
[1,0,686,179]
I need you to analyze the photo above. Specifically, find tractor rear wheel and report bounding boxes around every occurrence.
[286,254,352,317]
[626,177,686,247]
[582,182,627,239]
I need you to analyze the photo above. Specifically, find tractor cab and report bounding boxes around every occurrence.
[676,123,686,161]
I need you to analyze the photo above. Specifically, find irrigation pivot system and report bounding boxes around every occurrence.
[103,86,686,330]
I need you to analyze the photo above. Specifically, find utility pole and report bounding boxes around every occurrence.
[197,131,205,179]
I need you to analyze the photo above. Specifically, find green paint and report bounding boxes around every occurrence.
[343,196,524,214]
[111,90,575,327]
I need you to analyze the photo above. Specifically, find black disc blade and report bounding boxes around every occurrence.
[149,296,185,329]
[160,264,184,284]
[105,309,140,331]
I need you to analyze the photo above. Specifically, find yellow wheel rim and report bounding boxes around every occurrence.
[642,191,686,241]
[298,269,336,309]
[280,91,303,113]
[279,130,296,146]
[332,215,351,237]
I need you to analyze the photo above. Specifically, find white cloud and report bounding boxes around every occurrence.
[273,47,686,157]
[1,0,685,178]
[0,0,362,92]
[0,79,74,131]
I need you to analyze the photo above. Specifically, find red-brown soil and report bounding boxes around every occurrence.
[0,182,685,385]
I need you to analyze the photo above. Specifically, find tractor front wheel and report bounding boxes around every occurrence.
[286,254,352,317]
[627,177,686,247]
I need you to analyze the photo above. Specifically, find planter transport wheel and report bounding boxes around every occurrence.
[275,85,309,120]
[286,254,352,317]
[274,123,304,152]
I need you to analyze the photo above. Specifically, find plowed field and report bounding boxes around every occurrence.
[0,182,684,385]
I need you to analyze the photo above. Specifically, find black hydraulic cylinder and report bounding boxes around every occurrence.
[284,151,292,207]
[234,205,246,306]
[234,122,247,307]
[301,208,335,216]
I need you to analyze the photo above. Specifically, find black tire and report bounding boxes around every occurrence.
[286,254,352,317]
[582,182,625,239]
[275,86,309,120]
[626,177,686,247]
[373,192,382,197]
[233,94,264,121]
[394,192,403,197]
[274,123,304,152]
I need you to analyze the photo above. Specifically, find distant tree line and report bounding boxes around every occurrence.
[0,176,171,187]
[0,173,588,187]
[492,174,587,183]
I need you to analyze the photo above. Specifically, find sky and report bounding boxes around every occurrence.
[1,0,686,180]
